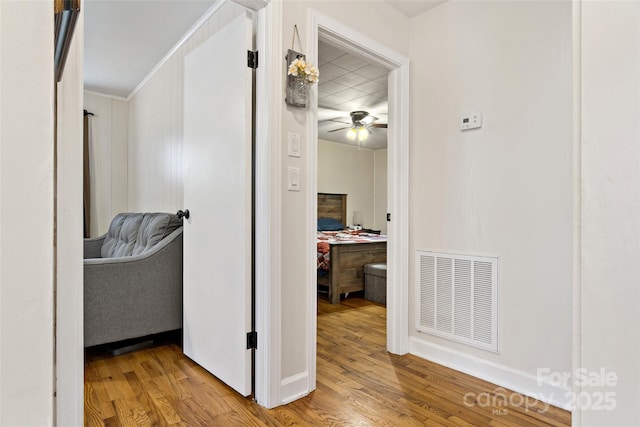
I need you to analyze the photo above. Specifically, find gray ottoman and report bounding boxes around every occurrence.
[364,263,387,305]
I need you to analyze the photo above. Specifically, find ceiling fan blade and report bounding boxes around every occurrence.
[318,107,351,122]
[327,126,350,133]
[371,123,388,129]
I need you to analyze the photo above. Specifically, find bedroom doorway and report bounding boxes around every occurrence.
[307,10,410,390]
[314,41,391,390]
[315,40,390,304]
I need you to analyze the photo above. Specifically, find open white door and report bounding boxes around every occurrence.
[183,13,253,397]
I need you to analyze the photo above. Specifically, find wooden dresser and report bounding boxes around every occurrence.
[320,241,387,304]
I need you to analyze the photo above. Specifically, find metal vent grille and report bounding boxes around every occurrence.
[416,251,498,352]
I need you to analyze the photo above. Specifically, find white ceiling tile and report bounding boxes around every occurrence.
[375,76,389,87]
[318,41,347,63]
[334,87,366,101]
[370,89,389,100]
[337,72,370,87]
[331,54,370,73]
[318,108,349,122]
[335,100,368,113]
[368,100,389,114]
[355,64,389,80]
[351,94,380,109]
[318,81,349,96]
[318,63,350,81]
[319,95,349,109]
[354,80,387,95]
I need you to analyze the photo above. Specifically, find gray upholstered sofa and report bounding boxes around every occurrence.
[84,212,183,347]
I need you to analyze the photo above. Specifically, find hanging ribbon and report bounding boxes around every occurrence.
[291,24,304,55]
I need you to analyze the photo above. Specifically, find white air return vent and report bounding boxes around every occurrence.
[416,251,498,352]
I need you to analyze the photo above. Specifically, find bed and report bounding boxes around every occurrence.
[317,193,387,304]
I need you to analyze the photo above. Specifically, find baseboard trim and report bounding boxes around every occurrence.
[280,371,311,405]
[409,336,571,411]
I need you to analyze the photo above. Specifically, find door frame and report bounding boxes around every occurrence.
[305,11,410,389]
[253,0,281,408]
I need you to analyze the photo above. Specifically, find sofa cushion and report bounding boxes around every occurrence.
[101,213,182,258]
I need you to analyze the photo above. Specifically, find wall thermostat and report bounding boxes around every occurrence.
[460,113,482,131]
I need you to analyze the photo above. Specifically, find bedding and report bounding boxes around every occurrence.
[316,230,387,272]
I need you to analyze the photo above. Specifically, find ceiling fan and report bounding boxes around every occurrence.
[329,111,387,135]
[326,110,388,142]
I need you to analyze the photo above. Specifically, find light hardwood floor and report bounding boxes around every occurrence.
[85,297,571,426]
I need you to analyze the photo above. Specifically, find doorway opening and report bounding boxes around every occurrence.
[306,11,410,390]
[81,3,266,424]
[315,38,390,342]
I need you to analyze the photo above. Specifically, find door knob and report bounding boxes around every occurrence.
[177,209,190,220]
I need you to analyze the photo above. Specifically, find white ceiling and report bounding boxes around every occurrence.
[317,41,389,150]
[83,0,449,100]
[384,0,448,18]
[84,0,215,98]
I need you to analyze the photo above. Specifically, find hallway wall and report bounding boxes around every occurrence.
[407,0,573,407]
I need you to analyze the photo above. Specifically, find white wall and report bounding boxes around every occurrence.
[279,0,410,399]
[0,1,55,424]
[318,140,375,228]
[84,92,129,236]
[127,1,246,213]
[373,149,387,234]
[408,0,573,407]
[580,2,640,424]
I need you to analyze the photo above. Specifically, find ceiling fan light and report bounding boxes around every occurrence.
[346,127,357,140]
[358,127,369,141]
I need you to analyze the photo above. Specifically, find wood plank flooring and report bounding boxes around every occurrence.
[85,298,571,426]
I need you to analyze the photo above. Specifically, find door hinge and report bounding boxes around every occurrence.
[246,331,257,349]
[387,213,391,222]
[247,50,258,69]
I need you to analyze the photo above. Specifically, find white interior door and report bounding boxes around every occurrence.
[183,13,253,397]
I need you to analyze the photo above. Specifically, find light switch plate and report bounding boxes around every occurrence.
[288,132,301,157]
[460,113,483,131]
[287,167,300,191]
